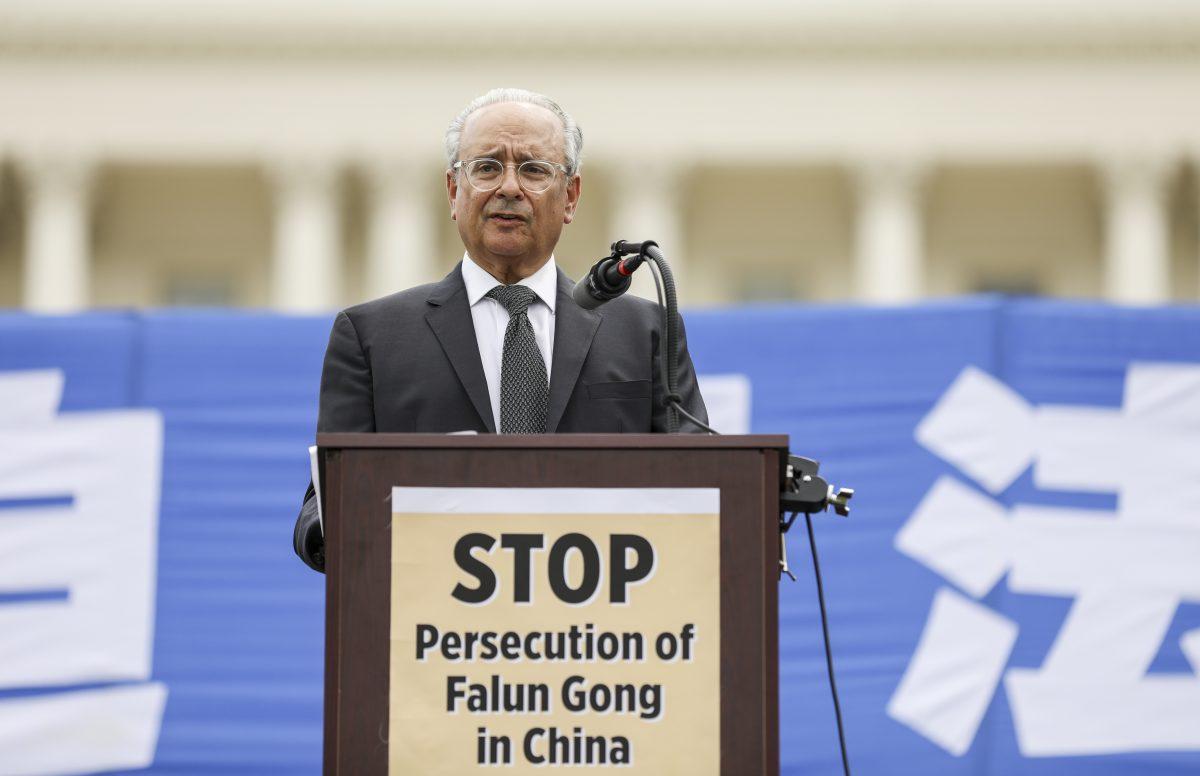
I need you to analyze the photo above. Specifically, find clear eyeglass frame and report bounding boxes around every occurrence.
[453,158,569,193]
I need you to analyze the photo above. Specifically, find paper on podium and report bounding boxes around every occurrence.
[308,445,323,536]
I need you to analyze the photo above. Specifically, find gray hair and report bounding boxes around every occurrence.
[445,87,583,176]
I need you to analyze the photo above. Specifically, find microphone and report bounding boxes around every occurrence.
[570,241,654,310]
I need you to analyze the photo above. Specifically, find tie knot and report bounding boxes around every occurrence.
[487,284,537,316]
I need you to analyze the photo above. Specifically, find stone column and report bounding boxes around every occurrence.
[268,159,341,312]
[609,160,695,303]
[21,156,94,312]
[853,159,926,303]
[362,159,438,297]
[1100,158,1172,304]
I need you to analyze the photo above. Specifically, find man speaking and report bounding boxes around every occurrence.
[293,88,708,572]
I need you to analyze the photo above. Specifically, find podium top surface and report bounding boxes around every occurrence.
[317,433,789,451]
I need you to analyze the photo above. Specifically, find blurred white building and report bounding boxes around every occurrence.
[0,0,1198,311]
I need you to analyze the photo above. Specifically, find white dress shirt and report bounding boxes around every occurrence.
[461,253,557,431]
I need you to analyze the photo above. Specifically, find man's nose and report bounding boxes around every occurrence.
[496,164,524,197]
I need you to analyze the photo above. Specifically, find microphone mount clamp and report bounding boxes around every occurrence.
[780,454,854,533]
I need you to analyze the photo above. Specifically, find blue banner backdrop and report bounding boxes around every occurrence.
[1,298,1198,775]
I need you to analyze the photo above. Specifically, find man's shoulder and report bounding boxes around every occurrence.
[597,291,663,329]
[339,271,462,329]
[344,284,432,316]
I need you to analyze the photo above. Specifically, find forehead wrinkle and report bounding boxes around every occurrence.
[466,145,556,164]
[462,131,558,161]
[458,104,565,164]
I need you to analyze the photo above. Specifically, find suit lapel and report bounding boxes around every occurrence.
[546,269,601,432]
[425,264,496,433]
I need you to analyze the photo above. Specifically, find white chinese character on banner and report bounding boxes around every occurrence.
[889,363,1200,757]
[0,370,167,776]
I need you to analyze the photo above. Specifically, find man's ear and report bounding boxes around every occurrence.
[446,169,458,220]
[563,174,581,224]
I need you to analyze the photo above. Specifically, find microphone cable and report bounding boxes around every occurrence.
[801,511,852,775]
[672,401,719,435]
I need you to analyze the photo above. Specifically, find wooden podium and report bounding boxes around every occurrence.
[319,433,788,775]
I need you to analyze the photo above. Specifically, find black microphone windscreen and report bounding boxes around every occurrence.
[571,278,606,310]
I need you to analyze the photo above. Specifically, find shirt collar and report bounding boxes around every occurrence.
[462,252,558,314]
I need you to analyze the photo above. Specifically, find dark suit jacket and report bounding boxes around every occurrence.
[293,262,708,570]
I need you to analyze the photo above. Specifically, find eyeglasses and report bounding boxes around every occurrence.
[453,158,568,194]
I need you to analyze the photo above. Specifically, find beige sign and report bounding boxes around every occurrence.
[389,487,720,774]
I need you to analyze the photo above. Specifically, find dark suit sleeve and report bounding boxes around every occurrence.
[652,313,709,434]
[294,311,377,573]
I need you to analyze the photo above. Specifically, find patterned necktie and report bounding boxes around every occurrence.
[486,284,549,433]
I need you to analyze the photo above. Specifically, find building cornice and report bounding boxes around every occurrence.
[2,3,1200,61]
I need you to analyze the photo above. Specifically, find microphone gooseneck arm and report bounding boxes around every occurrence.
[607,241,681,433]
[644,243,680,433]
